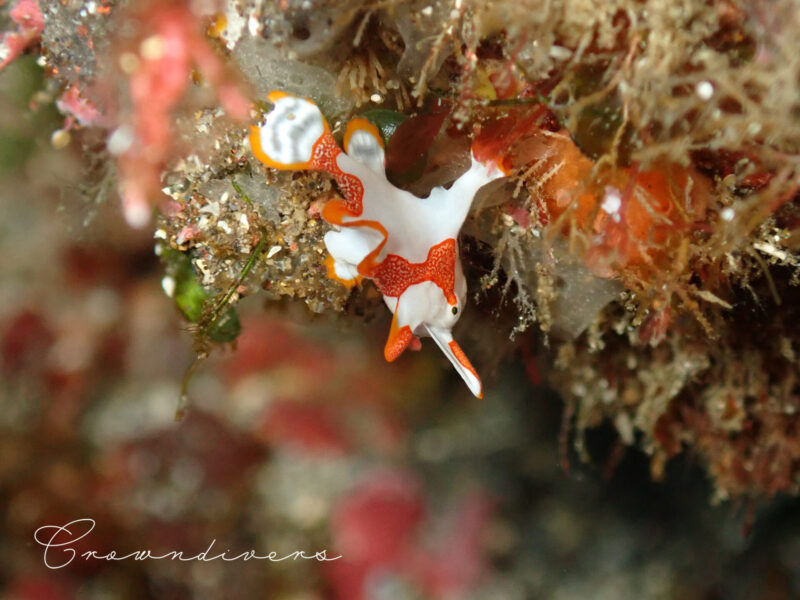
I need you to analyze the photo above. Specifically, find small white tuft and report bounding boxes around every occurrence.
[695,80,714,101]
[601,187,622,222]
[161,276,176,298]
[122,189,150,228]
[107,125,134,155]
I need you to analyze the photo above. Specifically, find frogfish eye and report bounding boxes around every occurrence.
[451,306,458,315]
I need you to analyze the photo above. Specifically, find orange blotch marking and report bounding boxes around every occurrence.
[373,238,457,304]
[344,117,384,153]
[309,133,365,215]
[448,340,482,398]
[384,311,414,362]
[266,90,291,103]
[321,198,358,225]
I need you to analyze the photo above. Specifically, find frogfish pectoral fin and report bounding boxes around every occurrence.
[384,310,414,362]
[323,255,361,289]
[425,325,483,398]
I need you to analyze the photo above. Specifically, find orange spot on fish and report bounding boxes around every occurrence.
[384,311,414,361]
[344,117,384,152]
[374,239,458,304]
[448,340,482,398]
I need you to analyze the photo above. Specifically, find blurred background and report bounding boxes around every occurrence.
[3,7,800,600]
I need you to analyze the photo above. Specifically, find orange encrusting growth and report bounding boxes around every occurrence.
[207,13,227,38]
[474,104,711,279]
[507,127,710,279]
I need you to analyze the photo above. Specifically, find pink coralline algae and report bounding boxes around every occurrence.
[55,85,106,130]
[0,0,44,71]
[327,470,493,600]
[108,1,251,228]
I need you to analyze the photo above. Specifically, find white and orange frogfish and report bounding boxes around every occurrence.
[250,92,505,398]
